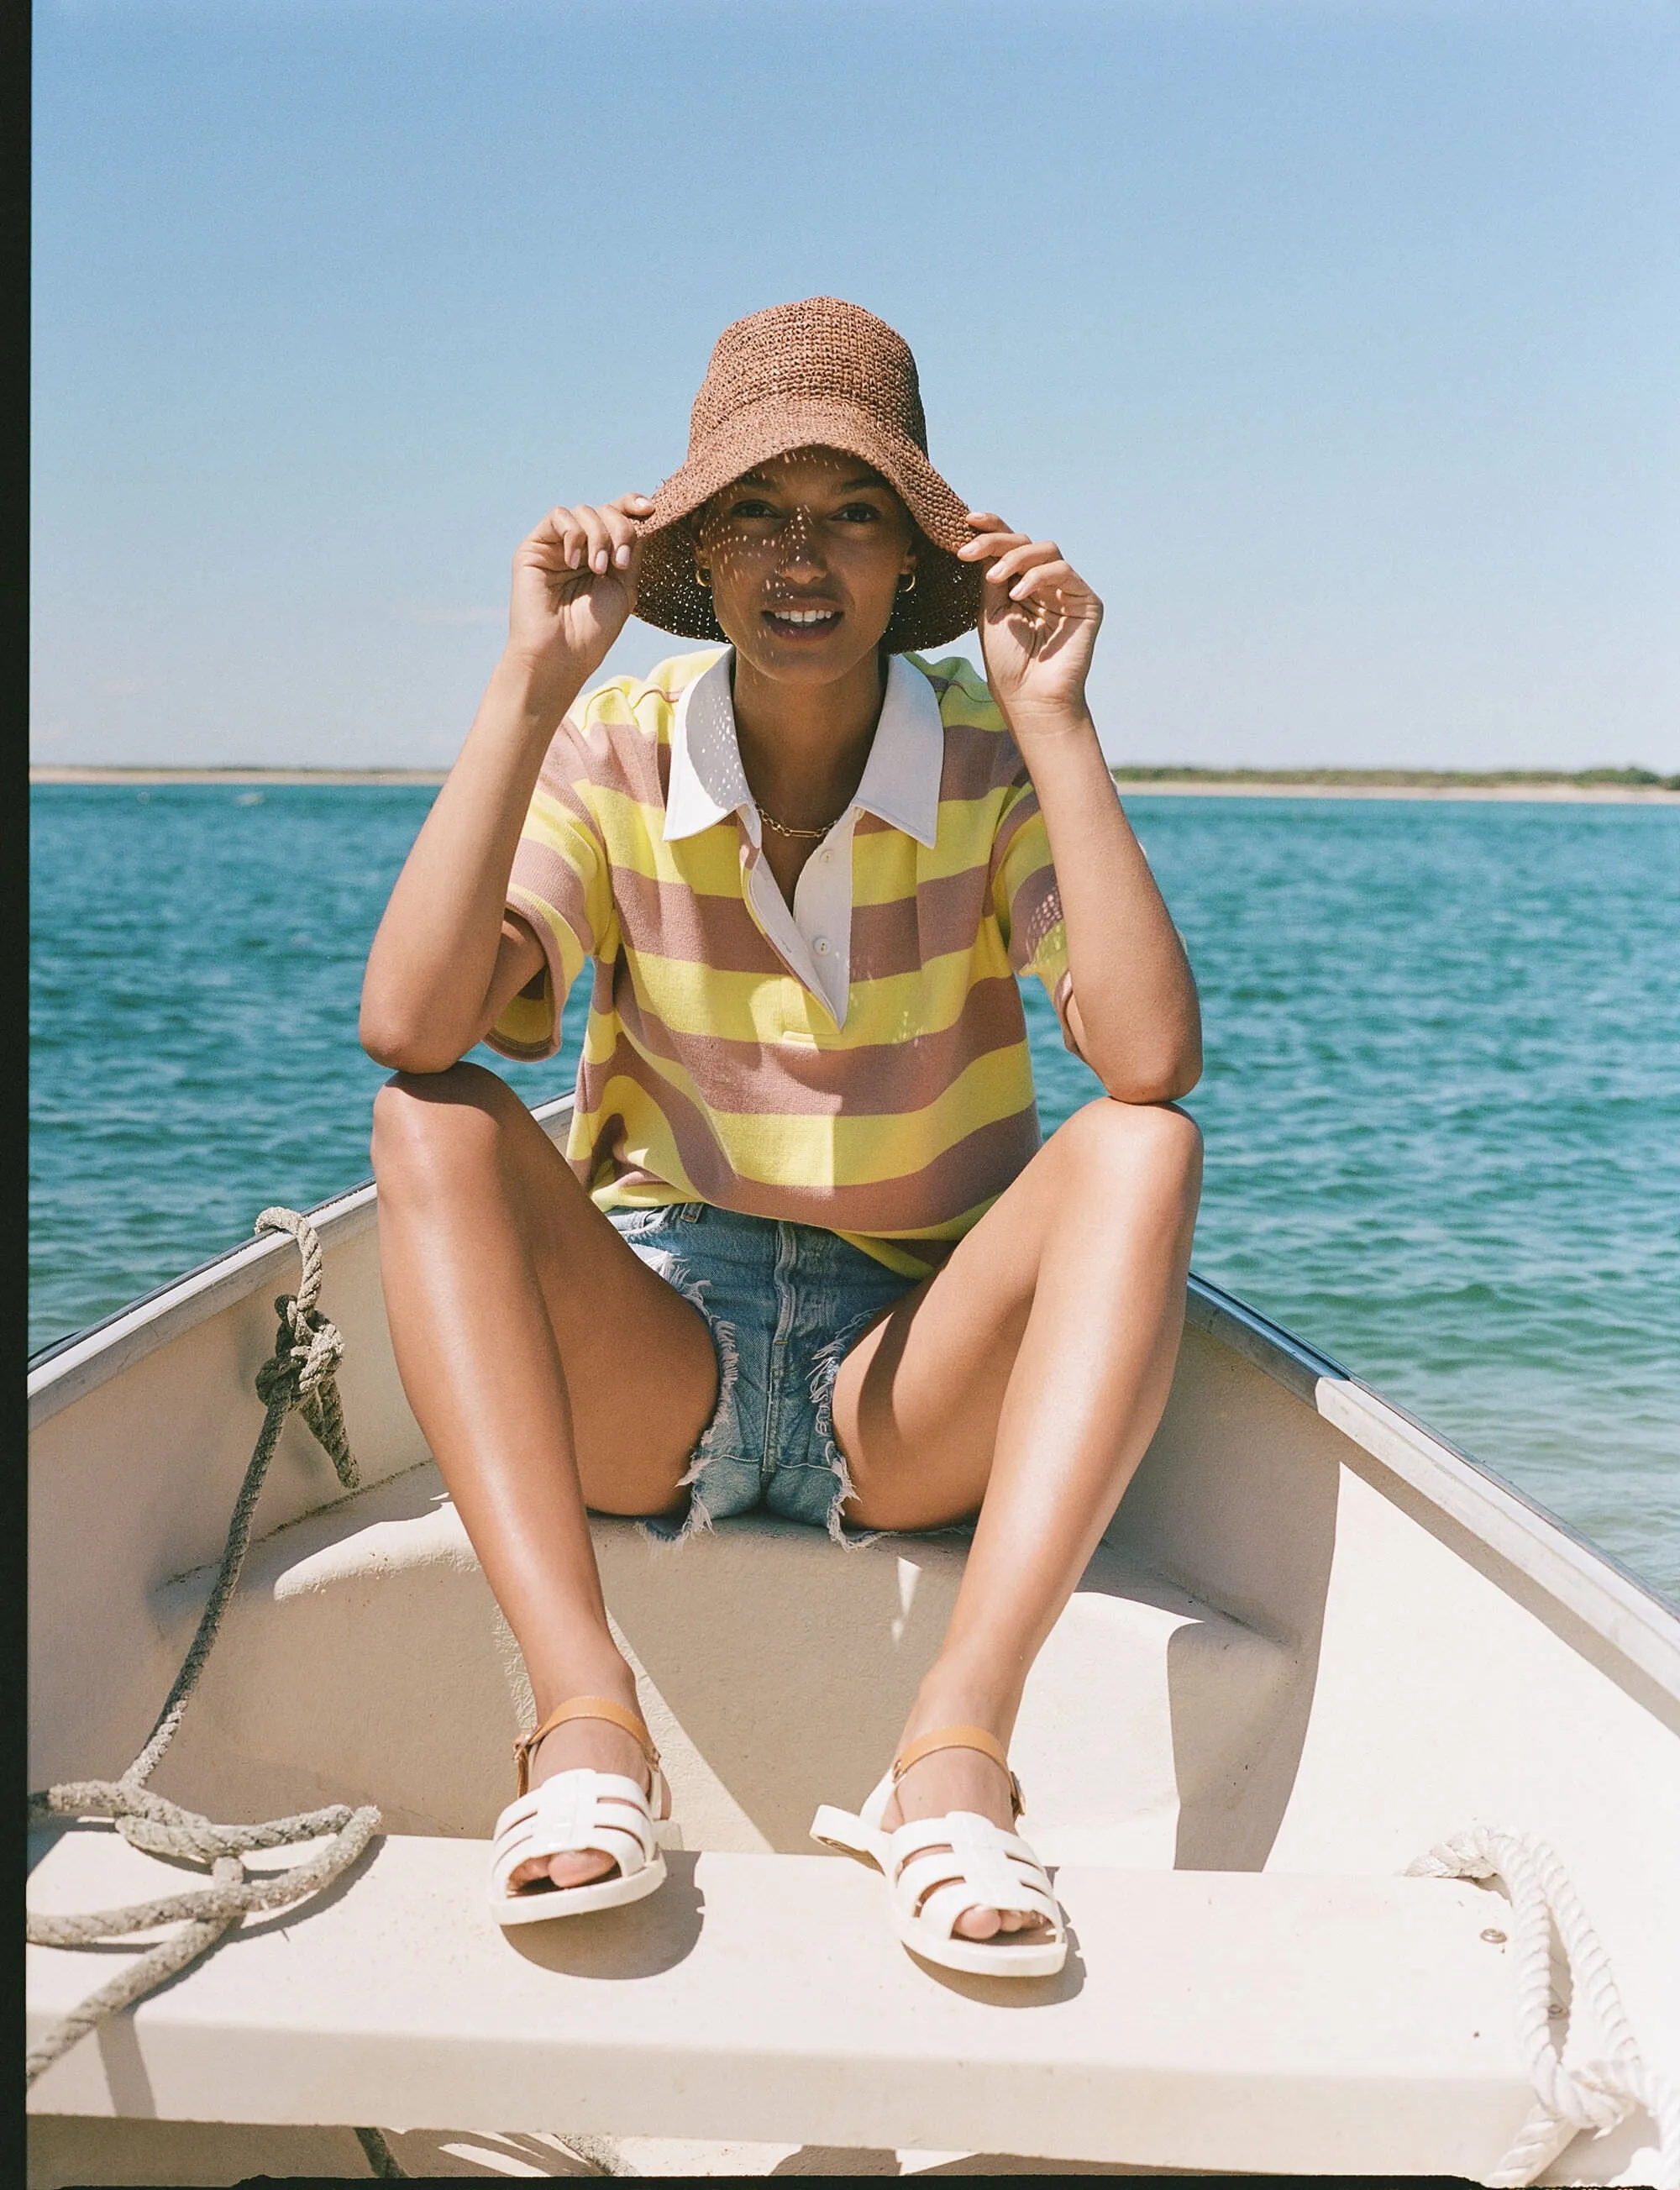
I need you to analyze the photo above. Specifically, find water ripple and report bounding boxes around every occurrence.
[30,787,1680,1602]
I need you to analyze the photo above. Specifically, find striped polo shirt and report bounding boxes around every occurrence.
[489,646,1077,1279]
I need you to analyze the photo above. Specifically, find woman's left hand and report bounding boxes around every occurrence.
[960,514,1103,740]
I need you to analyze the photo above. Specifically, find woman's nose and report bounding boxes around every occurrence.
[775,509,825,575]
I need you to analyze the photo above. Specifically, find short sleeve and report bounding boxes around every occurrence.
[990,779,1080,1056]
[485,719,618,1063]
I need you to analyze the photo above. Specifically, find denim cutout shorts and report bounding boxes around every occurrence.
[607,1201,917,1547]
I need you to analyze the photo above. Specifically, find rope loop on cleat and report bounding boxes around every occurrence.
[1409,1824,1679,2188]
[26,1205,386,2180]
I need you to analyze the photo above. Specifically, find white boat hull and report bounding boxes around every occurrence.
[28,1097,1680,2181]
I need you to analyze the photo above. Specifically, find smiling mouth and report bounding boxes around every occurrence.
[763,606,842,635]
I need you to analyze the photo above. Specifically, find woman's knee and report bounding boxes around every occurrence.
[370,1063,527,1188]
[1052,1096,1203,1202]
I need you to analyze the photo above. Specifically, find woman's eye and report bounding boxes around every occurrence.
[836,503,881,523]
[727,498,777,520]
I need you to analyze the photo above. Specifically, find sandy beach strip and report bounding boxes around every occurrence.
[1112,780,1680,803]
[31,765,450,787]
[30,764,1680,802]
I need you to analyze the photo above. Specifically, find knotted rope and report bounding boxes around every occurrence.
[27,1208,386,2121]
[1409,1825,1679,2188]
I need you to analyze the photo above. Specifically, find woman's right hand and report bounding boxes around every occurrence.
[506,493,654,697]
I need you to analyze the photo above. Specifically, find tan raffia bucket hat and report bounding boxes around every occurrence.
[634,297,984,654]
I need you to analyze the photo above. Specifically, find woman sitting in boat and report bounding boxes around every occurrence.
[360,297,1203,1979]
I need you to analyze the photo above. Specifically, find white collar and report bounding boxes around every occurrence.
[663,649,943,848]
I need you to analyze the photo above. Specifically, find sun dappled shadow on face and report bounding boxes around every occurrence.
[694,445,918,688]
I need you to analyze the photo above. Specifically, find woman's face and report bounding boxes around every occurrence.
[694,446,916,687]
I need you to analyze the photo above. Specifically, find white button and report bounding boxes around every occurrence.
[818,850,830,863]
[814,938,830,955]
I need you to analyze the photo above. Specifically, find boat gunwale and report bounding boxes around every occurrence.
[29,1094,1680,1698]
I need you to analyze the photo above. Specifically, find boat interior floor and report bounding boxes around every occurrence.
[135,1458,1303,1865]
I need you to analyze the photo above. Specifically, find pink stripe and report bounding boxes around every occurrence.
[605,853,1001,985]
[987,785,1042,878]
[535,723,595,806]
[507,840,598,957]
[1005,867,1064,974]
[938,720,1026,803]
[850,866,996,979]
[539,711,666,810]
[607,864,780,975]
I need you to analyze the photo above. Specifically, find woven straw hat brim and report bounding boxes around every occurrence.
[633,397,984,655]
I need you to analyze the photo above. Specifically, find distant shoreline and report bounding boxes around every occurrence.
[1111,781,1680,803]
[30,763,1680,803]
[30,765,451,786]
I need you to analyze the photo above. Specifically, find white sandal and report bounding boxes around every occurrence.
[810,1724,1067,1978]
[490,1695,669,1929]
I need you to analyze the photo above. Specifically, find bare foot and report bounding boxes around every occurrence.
[507,1714,659,1894]
[882,1744,1051,1944]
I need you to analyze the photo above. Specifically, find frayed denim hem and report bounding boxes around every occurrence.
[635,1259,742,1554]
[614,1204,916,1553]
[806,1310,893,1551]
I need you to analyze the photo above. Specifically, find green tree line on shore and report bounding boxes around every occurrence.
[1108,765,1680,790]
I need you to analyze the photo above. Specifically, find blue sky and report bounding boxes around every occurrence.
[31,0,1679,769]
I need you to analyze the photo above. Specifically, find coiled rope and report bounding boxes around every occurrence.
[26,1208,398,2175]
[1409,1825,1679,2188]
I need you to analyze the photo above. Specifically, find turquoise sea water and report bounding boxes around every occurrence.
[29,786,1680,1604]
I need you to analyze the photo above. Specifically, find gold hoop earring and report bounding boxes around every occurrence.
[695,568,711,591]
[897,569,917,596]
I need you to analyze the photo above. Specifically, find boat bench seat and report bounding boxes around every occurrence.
[29,1820,1532,2176]
[144,1461,1305,1861]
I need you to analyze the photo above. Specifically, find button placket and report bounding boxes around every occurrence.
[792,811,856,1025]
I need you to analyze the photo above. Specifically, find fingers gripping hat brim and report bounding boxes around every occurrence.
[631,302,985,654]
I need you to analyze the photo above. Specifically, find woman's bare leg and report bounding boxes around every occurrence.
[371,1063,719,1888]
[831,1097,1202,1940]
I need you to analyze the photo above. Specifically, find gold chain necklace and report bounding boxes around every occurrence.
[755,803,845,843]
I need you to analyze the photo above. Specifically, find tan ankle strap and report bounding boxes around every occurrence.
[892,1725,1023,1820]
[513,1696,659,1797]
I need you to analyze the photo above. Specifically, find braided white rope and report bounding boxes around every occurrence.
[1409,1825,1679,2188]
[26,1210,391,2184]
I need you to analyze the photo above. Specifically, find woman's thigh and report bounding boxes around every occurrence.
[373,1065,719,1515]
[827,1189,1039,1533]
[829,1099,1201,1531]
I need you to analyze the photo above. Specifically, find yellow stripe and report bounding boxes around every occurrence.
[832,1232,940,1279]
[601,961,788,1046]
[525,778,605,839]
[492,990,555,1054]
[995,808,1055,906]
[614,936,1014,1048]
[566,1075,701,1195]
[833,1195,1003,1274]
[519,895,589,983]
[573,677,652,729]
[1021,914,1068,981]
[841,941,1015,1036]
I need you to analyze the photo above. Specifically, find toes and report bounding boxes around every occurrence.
[952,1905,1047,1941]
[507,1850,617,1894]
[549,1851,616,1890]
